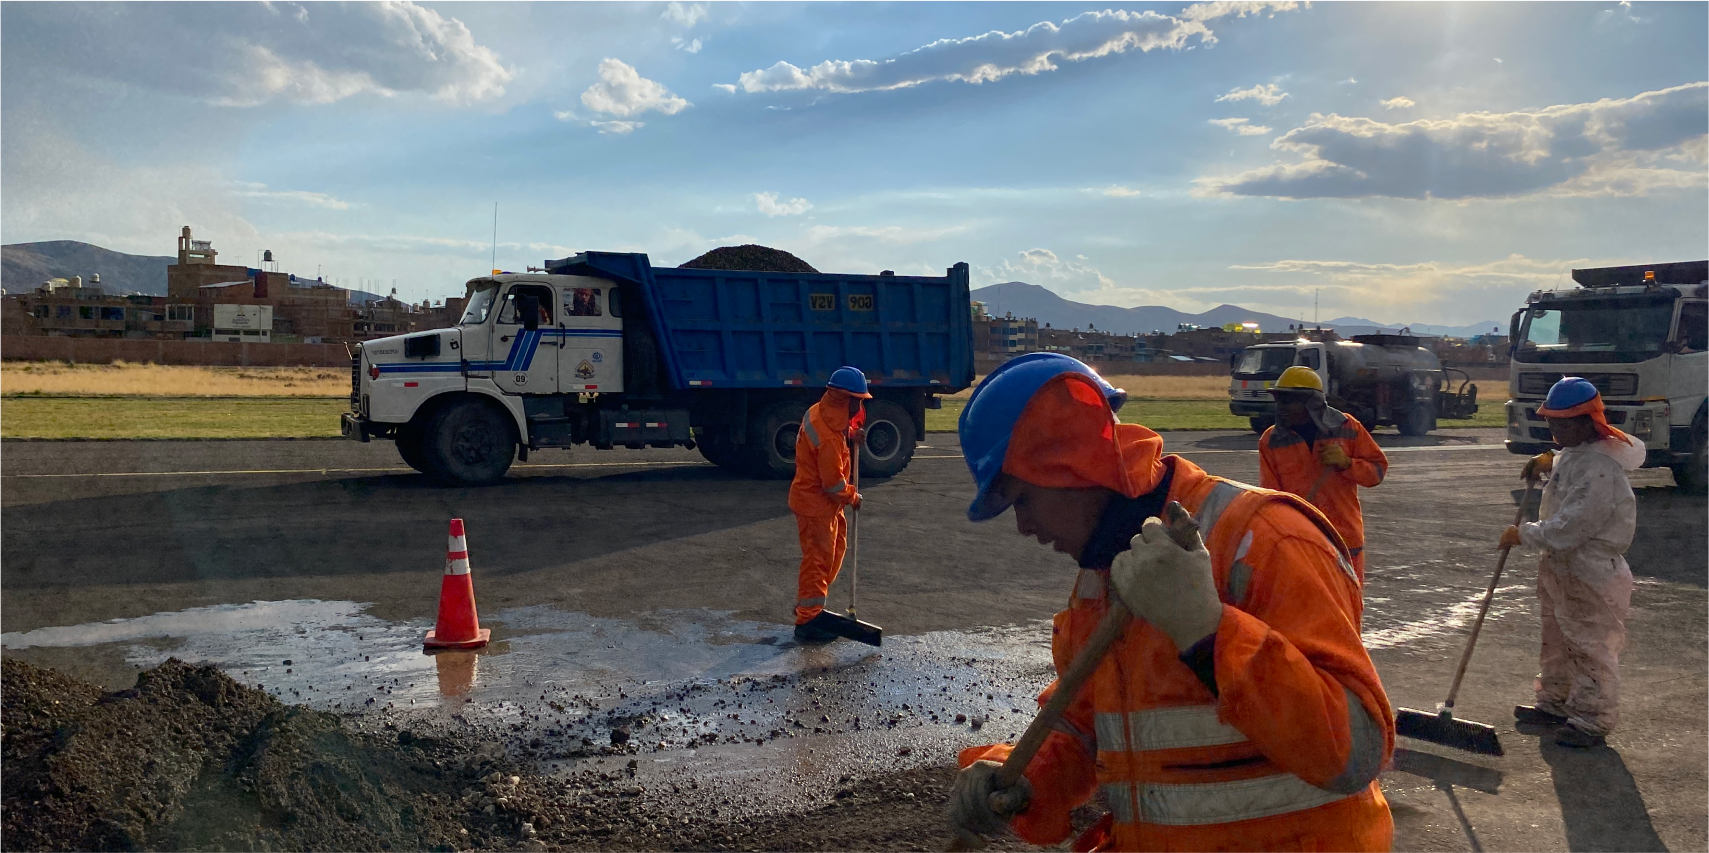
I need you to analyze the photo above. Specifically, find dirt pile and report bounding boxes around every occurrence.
[1,658,521,852]
[679,245,819,274]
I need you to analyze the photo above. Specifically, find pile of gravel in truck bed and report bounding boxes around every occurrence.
[1,658,523,852]
[679,245,819,274]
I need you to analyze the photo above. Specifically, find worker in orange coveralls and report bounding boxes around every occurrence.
[1259,366,1389,581]
[948,353,1393,852]
[789,366,869,643]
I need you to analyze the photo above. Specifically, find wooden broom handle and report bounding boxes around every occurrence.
[1443,478,1536,710]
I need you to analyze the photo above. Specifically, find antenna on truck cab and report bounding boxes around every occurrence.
[491,203,499,274]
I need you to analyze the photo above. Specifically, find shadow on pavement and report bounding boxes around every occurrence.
[1,467,794,590]
[1628,488,1708,587]
[1541,740,1668,852]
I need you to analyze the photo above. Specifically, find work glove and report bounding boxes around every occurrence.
[1318,444,1352,470]
[1110,517,1223,652]
[1521,451,1554,481]
[1499,525,1523,550]
[948,760,1032,837]
[850,492,863,510]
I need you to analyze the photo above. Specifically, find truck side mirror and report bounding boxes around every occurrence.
[516,294,540,331]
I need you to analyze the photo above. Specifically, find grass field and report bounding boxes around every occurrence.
[1,362,348,397]
[0,397,348,440]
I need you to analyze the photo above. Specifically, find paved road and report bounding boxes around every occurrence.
[3,430,1704,851]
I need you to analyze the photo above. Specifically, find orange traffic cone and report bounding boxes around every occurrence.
[424,518,491,650]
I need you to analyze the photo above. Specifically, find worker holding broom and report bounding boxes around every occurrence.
[789,366,868,644]
[948,353,1394,851]
[1502,377,1645,749]
[1259,366,1388,582]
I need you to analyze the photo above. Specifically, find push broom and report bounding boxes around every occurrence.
[1394,476,1538,756]
[810,436,883,647]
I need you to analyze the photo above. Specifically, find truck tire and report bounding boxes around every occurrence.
[746,401,809,480]
[396,422,430,474]
[695,427,748,472]
[1398,401,1434,437]
[1672,416,1708,496]
[1249,417,1270,435]
[859,399,917,479]
[421,398,516,486]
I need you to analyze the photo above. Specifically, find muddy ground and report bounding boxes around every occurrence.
[2,431,1704,852]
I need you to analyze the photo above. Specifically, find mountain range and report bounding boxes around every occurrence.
[971,281,1503,339]
[2,240,385,304]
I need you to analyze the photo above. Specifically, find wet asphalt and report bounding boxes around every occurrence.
[2,427,1704,851]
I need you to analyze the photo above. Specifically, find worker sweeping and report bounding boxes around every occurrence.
[1259,366,1389,581]
[949,353,1394,851]
[1502,377,1645,749]
[789,366,869,644]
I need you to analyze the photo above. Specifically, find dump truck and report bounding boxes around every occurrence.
[1506,260,1708,494]
[341,252,975,485]
[1228,334,1478,435]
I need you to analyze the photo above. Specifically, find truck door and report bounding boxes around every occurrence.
[556,281,625,393]
[1296,345,1327,391]
[491,282,559,395]
[1669,299,1707,434]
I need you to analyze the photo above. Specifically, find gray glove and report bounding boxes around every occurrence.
[948,759,1032,837]
[1110,516,1223,651]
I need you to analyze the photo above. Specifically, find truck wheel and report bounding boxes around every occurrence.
[1398,402,1434,437]
[1672,418,1708,496]
[746,401,809,480]
[421,399,516,486]
[859,399,917,479]
[1249,417,1270,435]
[695,427,748,472]
[396,422,430,474]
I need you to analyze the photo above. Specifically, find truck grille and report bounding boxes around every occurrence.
[1518,372,1638,397]
[350,351,362,411]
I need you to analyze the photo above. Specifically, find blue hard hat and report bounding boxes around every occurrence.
[958,353,1127,523]
[1541,376,1599,413]
[826,366,872,398]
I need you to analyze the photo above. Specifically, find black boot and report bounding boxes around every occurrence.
[1514,705,1568,728]
[793,613,842,644]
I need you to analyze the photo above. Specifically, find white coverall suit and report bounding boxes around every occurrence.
[1517,435,1646,736]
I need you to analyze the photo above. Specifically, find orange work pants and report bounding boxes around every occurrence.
[794,511,848,624]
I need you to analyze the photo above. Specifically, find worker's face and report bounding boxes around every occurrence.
[1274,393,1313,426]
[849,397,863,418]
[1548,415,1598,448]
[997,474,1115,562]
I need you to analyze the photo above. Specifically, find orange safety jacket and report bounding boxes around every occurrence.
[1259,407,1387,567]
[962,457,1394,852]
[789,390,860,517]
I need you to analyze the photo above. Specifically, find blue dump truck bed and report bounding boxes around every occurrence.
[546,252,975,393]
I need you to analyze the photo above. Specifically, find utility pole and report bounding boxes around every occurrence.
[1314,288,1319,325]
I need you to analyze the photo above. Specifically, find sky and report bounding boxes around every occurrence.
[3,1,1705,326]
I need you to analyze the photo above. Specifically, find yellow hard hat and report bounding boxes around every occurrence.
[1271,365,1324,392]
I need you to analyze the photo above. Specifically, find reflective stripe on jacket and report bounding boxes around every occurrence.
[962,456,1393,851]
[1259,407,1386,563]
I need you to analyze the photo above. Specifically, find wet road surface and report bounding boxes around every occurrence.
[3,429,1704,850]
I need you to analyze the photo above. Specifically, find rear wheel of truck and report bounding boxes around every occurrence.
[421,399,516,486]
[1672,415,1707,496]
[1249,417,1270,435]
[396,422,430,474]
[859,399,916,479]
[695,427,748,472]
[1398,401,1435,437]
[747,401,809,480]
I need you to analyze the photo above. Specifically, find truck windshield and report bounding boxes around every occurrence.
[460,283,499,325]
[1233,347,1296,377]
[1516,297,1676,363]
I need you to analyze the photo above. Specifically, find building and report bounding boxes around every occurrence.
[985,314,1038,354]
[1,275,196,339]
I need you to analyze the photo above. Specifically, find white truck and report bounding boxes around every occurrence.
[1506,261,1708,494]
[1229,333,1478,435]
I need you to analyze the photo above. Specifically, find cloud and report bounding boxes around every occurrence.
[591,120,644,135]
[730,4,1298,95]
[1200,81,1709,199]
[1209,117,1272,136]
[1215,83,1288,106]
[580,58,691,118]
[553,109,580,122]
[231,183,351,210]
[1100,185,1144,197]
[1,2,513,106]
[672,37,703,54]
[1380,96,1414,110]
[753,192,813,217]
[661,2,708,28]
[1221,253,1587,318]
[980,248,1115,292]
[804,224,965,245]
[712,83,737,94]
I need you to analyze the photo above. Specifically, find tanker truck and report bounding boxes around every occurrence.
[1228,333,1478,435]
